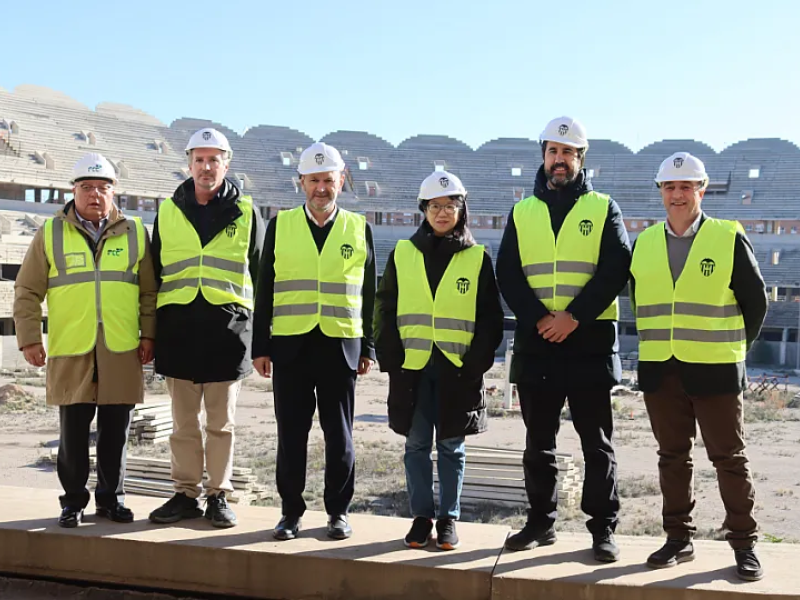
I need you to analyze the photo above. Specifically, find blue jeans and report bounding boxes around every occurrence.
[404,363,466,520]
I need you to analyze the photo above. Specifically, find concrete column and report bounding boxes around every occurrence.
[781,327,789,365]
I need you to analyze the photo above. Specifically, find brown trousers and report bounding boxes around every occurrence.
[167,378,241,499]
[643,368,757,549]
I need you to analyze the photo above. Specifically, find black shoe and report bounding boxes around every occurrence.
[404,517,434,548]
[148,493,204,524]
[96,503,134,523]
[205,492,237,528]
[436,518,460,550]
[647,539,695,569]
[505,523,557,551]
[734,547,764,581]
[58,507,83,528]
[592,528,620,562]
[273,515,301,541]
[327,514,352,540]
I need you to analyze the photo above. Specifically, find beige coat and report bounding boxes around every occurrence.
[13,204,157,406]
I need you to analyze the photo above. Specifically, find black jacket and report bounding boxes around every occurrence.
[151,179,265,383]
[495,166,632,391]
[251,207,377,371]
[374,222,505,440]
[630,214,768,395]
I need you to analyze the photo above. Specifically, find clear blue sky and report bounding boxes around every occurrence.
[3,0,798,151]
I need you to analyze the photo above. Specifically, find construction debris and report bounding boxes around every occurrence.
[0,383,37,408]
[128,402,173,444]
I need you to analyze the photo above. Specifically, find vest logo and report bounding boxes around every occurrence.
[315,153,325,165]
[106,248,123,257]
[340,244,354,259]
[225,223,237,238]
[439,177,450,188]
[578,219,593,236]
[202,131,212,141]
[674,156,684,168]
[456,277,470,294]
[64,252,87,269]
[558,124,569,136]
[700,258,716,277]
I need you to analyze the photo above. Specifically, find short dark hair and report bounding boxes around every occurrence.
[541,141,586,165]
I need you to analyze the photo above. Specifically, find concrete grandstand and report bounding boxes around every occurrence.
[1,84,799,367]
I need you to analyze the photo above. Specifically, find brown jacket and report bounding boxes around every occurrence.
[13,203,157,406]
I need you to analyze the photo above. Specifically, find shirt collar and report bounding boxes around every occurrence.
[75,209,109,241]
[665,212,702,239]
[305,203,337,228]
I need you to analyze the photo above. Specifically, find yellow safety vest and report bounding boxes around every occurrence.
[272,206,366,338]
[43,216,145,357]
[396,240,483,369]
[631,218,746,364]
[513,191,618,320]
[157,196,254,310]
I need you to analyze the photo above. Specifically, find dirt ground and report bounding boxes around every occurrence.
[1,365,799,544]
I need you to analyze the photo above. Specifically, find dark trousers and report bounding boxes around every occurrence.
[518,384,619,534]
[643,367,757,549]
[57,403,134,509]
[272,355,356,517]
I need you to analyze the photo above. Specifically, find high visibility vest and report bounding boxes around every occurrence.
[513,191,618,320]
[631,218,746,364]
[395,240,483,369]
[43,216,145,358]
[157,196,254,310]
[272,206,366,338]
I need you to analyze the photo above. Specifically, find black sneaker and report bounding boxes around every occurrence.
[58,507,83,528]
[404,517,434,549]
[592,528,620,562]
[504,523,557,551]
[734,547,764,581]
[148,493,204,524]
[647,539,695,569]
[436,518,460,550]
[205,492,237,528]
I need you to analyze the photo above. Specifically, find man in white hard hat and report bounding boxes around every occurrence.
[630,152,767,580]
[148,128,264,528]
[14,152,157,527]
[497,117,631,561]
[252,141,376,541]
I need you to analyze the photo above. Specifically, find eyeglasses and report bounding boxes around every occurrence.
[426,203,459,215]
[79,183,114,194]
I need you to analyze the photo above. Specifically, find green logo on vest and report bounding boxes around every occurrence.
[225,223,237,238]
[340,244,354,259]
[456,277,470,294]
[578,219,593,236]
[107,248,123,257]
[700,258,716,277]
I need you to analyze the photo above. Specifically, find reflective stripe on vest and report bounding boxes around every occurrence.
[631,218,746,364]
[156,196,254,310]
[272,206,366,338]
[395,240,483,369]
[513,191,618,320]
[44,216,145,357]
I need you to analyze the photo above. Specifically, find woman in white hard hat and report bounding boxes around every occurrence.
[375,171,504,550]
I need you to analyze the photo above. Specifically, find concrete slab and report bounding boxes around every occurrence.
[492,532,800,599]
[0,486,508,600]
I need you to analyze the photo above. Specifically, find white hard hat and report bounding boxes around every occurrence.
[539,116,589,150]
[185,128,232,158]
[71,152,117,185]
[418,170,467,201]
[297,142,345,175]
[654,152,708,187]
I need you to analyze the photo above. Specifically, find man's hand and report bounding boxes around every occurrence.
[254,356,272,378]
[536,314,555,335]
[138,338,154,364]
[540,311,579,343]
[22,343,46,367]
[358,357,374,376]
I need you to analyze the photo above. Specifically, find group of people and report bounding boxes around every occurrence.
[12,115,768,582]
